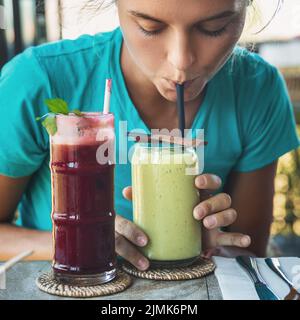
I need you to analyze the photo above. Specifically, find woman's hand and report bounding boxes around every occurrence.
[115,187,150,271]
[119,173,251,270]
[193,174,251,258]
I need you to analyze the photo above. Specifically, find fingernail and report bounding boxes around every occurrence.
[137,236,147,246]
[212,175,222,185]
[205,216,217,228]
[194,207,205,219]
[241,236,251,247]
[197,176,207,187]
[226,210,236,220]
[138,258,148,270]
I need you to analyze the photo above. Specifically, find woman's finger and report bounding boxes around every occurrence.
[195,174,222,190]
[202,208,237,229]
[193,193,232,220]
[201,247,221,259]
[122,186,132,201]
[199,190,214,202]
[115,215,148,247]
[115,232,149,271]
[215,232,251,248]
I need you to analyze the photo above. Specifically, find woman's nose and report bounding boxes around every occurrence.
[167,31,196,76]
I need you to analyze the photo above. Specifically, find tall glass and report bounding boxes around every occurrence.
[132,143,202,268]
[50,112,116,286]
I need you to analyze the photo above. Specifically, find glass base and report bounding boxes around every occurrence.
[53,268,116,286]
[149,256,199,269]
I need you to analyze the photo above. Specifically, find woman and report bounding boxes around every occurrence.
[0,0,298,271]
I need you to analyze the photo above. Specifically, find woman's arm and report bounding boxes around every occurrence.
[223,161,278,257]
[0,175,52,261]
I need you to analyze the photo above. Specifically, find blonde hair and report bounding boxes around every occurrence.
[244,0,284,37]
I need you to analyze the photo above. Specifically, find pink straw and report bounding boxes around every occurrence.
[103,79,112,114]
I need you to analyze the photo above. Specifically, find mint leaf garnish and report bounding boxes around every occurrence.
[45,98,69,115]
[37,98,84,136]
[42,114,57,136]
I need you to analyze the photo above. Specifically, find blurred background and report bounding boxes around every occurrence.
[0,0,300,256]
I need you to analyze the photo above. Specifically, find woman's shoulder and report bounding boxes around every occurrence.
[220,46,293,132]
[1,28,121,76]
[0,28,122,98]
[216,45,286,105]
[30,27,120,60]
[225,46,280,84]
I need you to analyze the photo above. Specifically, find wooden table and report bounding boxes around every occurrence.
[0,261,222,300]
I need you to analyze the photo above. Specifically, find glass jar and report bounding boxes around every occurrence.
[50,112,116,285]
[131,143,202,268]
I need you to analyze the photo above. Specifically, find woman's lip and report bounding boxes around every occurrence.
[165,78,197,90]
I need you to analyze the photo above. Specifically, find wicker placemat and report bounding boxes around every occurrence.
[36,270,132,298]
[122,257,215,281]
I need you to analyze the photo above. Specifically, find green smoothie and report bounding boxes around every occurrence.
[132,144,202,263]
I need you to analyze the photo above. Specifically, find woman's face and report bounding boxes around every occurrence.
[117,0,247,102]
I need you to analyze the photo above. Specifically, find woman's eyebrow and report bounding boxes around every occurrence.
[128,10,163,23]
[128,10,236,24]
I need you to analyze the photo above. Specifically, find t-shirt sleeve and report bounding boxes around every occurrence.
[0,48,51,177]
[233,65,300,172]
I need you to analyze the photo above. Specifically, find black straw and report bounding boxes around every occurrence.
[176,83,185,139]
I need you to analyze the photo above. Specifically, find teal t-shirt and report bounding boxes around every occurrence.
[0,28,299,231]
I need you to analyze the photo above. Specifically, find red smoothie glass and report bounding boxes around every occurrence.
[50,112,116,286]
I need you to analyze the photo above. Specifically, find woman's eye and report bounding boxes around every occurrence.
[197,25,229,38]
[138,26,163,37]
[138,24,229,38]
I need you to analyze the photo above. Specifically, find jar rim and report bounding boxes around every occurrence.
[134,142,196,150]
[56,112,114,119]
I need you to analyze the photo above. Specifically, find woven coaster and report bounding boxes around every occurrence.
[36,270,132,298]
[122,257,215,281]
